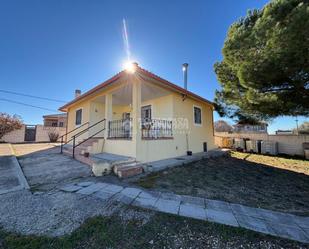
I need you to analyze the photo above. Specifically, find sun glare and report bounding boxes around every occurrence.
[123,61,136,73]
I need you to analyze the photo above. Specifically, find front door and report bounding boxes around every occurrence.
[24,125,36,142]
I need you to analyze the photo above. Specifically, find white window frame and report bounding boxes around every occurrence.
[75,108,83,126]
[193,105,202,126]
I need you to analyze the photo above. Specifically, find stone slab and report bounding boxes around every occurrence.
[120,187,142,198]
[206,208,239,227]
[139,190,161,199]
[103,184,124,194]
[235,214,276,236]
[230,203,264,219]
[179,203,207,220]
[205,199,231,212]
[76,182,107,195]
[181,195,205,207]
[77,181,94,187]
[294,216,309,229]
[267,223,309,243]
[113,193,136,205]
[132,196,158,209]
[159,192,182,201]
[154,198,180,215]
[259,210,297,226]
[93,190,115,200]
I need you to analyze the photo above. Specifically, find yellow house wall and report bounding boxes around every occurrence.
[65,79,215,162]
[66,100,91,143]
[137,93,215,162]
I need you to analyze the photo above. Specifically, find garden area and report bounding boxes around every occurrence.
[137,151,309,216]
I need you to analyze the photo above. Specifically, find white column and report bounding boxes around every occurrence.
[105,93,113,139]
[131,75,142,159]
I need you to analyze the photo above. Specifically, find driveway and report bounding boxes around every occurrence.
[0,144,29,195]
[13,143,92,189]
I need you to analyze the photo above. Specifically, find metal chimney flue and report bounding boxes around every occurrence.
[182,63,189,90]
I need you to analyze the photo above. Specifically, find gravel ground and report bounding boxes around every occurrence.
[0,189,126,237]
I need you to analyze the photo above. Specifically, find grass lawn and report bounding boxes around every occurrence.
[0,209,307,249]
[136,151,309,216]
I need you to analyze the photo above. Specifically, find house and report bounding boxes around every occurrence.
[233,121,268,133]
[43,113,67,127]
[59,63,215,176]
[275,130,293,135]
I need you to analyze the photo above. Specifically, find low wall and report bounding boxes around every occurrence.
[35,125,66,142]
[0,125,66,143]
[215,132,309,156]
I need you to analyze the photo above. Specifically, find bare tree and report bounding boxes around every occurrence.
[0,113,23,139]
[214,120,233,132]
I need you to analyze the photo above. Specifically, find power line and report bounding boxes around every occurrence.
[0,89,68,103]
[0,98,59,112]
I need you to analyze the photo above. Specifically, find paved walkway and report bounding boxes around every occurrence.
[60,180,309,243]
[0,144,29,195]
[17,144,92,188]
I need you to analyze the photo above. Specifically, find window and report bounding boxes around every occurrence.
[59,122,64,127]
[194,106,202,125]
[141,105,152,122]
[75,109,82,125]
[51,122,58,127]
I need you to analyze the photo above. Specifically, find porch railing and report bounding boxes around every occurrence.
[141,119,173,139]
[108,118,132,139]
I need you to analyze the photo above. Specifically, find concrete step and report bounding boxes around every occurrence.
[113,162,144,178]
[116,164,144,178]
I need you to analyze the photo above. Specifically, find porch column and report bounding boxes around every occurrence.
[132,75,142,159]
[104,93,113,138]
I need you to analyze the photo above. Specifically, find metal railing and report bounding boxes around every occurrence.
[108,118,132,139]
[60,121,89,153]
[60,119,106,158]
[141,119,173,139]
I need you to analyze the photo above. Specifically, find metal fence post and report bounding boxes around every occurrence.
[60,136,63,153]
[72,135,75,159]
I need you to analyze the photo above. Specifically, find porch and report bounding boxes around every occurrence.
[61,77,177,174]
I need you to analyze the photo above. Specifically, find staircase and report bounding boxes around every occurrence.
[60,119,144,178]
[62,138,103,166]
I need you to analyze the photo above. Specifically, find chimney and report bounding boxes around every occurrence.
[182,63,188,89]
[75,89,81,98]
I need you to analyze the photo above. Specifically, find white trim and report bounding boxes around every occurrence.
[75,108,83,127]
[193,105,202,127]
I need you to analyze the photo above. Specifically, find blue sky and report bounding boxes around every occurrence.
[0,0,307,134]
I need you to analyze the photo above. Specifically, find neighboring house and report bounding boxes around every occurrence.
[233,122,268,133]
[43,113,67,127]
[276,130,293,135]
[59,63,215,166]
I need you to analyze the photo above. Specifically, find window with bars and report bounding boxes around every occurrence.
[75,109,82,125]
[194,106,202,125]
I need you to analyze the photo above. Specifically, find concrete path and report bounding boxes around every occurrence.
[17,145,92,188]
[0,144,29,195]
[60,180,309,243]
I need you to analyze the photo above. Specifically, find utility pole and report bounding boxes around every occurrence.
[295,116,299,135]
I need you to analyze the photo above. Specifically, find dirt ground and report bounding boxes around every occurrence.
[136,151,309,216]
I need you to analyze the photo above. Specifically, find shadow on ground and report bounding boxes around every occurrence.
[15,144,92,190]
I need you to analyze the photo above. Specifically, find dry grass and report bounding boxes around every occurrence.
[1,211,307,249]
[136,152,309,216]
